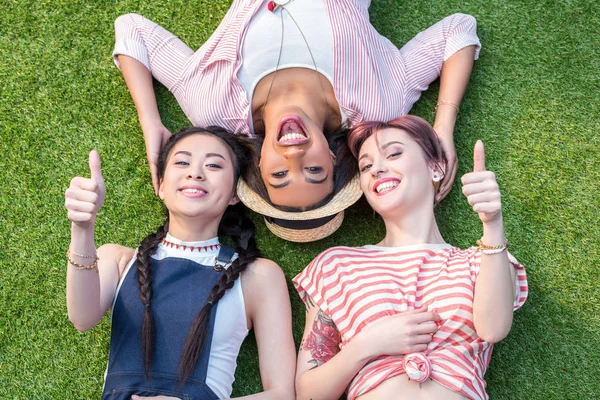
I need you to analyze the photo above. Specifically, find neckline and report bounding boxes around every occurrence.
[160,234,221,253]
[363,243,453,252]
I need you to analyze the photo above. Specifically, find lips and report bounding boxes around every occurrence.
[178,185,208,198]
[373,178,401,196]
[277,116,309,146]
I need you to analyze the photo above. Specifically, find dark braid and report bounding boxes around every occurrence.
[135,220,169,377]
[133,125,258,381]
[179,202,261,383]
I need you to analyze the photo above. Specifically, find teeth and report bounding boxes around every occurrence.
[279,132,306,142]
[375,181,399,193]
[181,188,206,194]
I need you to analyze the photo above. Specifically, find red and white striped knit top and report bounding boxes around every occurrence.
[293,244,528,400]
[113,1,480,135]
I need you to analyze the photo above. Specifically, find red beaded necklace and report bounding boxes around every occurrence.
[161,239,221,253]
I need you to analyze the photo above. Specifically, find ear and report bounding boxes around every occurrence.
[158,178,165,201]
[429,162,446,182]
[330,149,337,163]
[229,193,240,206]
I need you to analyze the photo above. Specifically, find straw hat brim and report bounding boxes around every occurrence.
[237,174,363,220]
[264,212,345,242]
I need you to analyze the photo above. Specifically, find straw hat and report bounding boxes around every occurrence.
[237,174,363,242]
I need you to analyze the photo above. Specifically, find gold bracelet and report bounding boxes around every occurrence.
[67,250,98,271]
[435,100,460,113]
[476,239,508,250]
[68,249,96,258]
[476,239,508,255]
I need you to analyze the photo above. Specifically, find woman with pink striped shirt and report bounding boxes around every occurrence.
[293,115,528,399]
[113,1,480,217]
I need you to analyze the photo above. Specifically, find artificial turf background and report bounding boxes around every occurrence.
[0,0,598,398]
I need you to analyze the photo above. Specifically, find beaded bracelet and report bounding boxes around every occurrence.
[67,250,98,271]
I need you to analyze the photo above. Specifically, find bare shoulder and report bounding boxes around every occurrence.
[242,257,286,284]
[97,244,135,277]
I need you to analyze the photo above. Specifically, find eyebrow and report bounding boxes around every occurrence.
[173,151,226,160]
[358,141,405,160]
[381,141,405,150]
[205,152,226,160]
[268,175,329,189]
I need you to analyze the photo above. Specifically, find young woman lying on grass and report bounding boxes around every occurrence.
[65,127,295,399]
[293,115,528,400]
[113,0,480,214]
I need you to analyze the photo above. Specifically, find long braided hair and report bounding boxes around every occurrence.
[134,126,261,381]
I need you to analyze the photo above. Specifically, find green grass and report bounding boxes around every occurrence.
[1,0,598,398]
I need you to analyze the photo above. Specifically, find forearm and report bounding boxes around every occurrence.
[296,337,372,400]
[66,223,104,331]
[433,45,476,138]
[473,218,515,343]
[117,55,162,130]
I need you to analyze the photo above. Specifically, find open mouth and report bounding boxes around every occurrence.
[277,116,309,146]
[373,178,401,195]
[179,186,208,198]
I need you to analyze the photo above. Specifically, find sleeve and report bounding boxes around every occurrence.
[292,252,330,313]
[468,247,528,311]
[113,13,194,92]
[399,13,481,110]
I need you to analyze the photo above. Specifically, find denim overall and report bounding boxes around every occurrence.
[102,246,236,400]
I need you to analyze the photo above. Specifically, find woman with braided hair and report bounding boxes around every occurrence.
[65,127,295,399]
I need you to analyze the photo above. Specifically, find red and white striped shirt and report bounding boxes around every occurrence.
[293,244,528,400]
[113,1,481,135]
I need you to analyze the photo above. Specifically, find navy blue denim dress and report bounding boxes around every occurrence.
[102,246,236,400]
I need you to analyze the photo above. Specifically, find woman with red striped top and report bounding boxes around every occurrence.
[113,1,480,214]
[293,115,528,400]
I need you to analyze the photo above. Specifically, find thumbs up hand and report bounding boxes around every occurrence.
[461,141,502,225]
[65,150,106,229]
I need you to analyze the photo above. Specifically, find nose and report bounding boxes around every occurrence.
[282,147,306,159]
[186,165,205,180]
[371,157,387,177]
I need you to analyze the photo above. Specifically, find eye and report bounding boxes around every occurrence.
[387,151,402,159]
[175,160,189,166]
[272,171,288,178]
[206,163,223,169]
[305,166,324,173]
[360,163,372,173]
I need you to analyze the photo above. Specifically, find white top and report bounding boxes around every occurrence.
[238,0,347,126]
[112,234,249,399]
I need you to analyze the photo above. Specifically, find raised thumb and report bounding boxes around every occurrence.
[473,140,486,172]
[88,150,103,182]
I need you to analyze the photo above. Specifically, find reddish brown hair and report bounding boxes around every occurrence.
[348,115,447,171]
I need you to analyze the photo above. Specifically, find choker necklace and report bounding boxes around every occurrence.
[259,0,337,132]
[162,239,221,253]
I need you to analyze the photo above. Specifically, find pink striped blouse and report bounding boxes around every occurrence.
[293,244,528,400]
[113,1,481,135]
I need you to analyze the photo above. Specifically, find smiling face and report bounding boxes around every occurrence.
[358,128,443,217]
[158,133,239,220]
[259,111,335,208]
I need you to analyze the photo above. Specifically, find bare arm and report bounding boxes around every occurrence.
[233,259,296,400]
[434,45,477,201]
[65,151,134,331]
[462,141,516,343]
[295,301,440,400]
[117,56,171,195]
